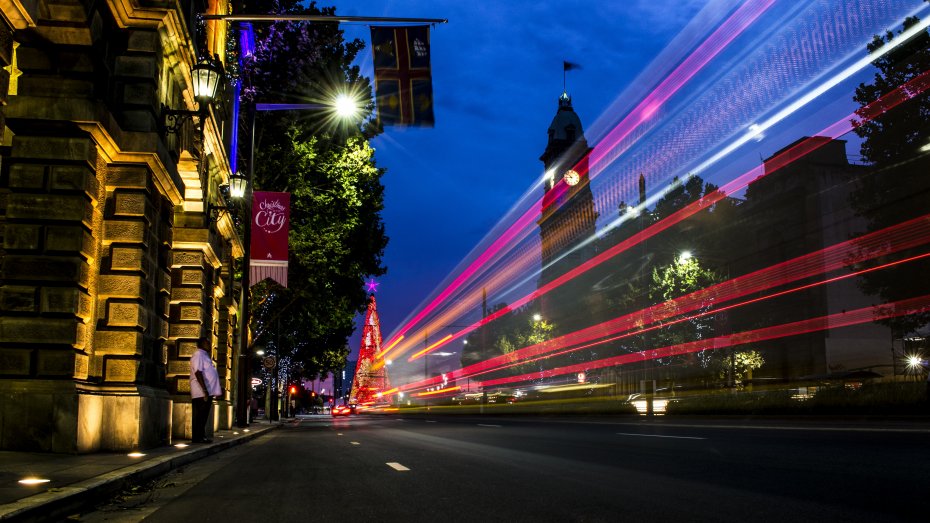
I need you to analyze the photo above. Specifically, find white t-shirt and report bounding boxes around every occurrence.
[190,348,222,399]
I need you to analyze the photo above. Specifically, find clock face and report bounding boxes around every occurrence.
[564,169,580,186]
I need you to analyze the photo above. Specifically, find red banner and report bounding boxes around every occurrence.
[250,191,290,287]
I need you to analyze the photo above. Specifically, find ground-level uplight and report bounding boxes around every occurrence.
[18,477,51,486]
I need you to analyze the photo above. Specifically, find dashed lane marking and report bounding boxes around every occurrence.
[617,432,706,440]
[477,424,502,428]
[387,462,410,471]
[350,441,360,445]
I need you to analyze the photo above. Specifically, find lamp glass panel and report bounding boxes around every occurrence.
[192,63,220,103]
[229,173,248,199]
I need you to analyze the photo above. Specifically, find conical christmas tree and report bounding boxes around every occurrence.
[349,295,391,405]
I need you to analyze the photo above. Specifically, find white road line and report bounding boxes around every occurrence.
[350,441,360,445]
[386,462,410,471]
[478,424,502,428]
[617,432,706,440]
[337,433,343,436]
[426,420,438,423]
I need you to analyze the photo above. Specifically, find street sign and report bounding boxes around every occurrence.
[251,378,262,387]
[263,356,276,369]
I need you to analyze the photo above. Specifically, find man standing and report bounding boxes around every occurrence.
[190,337,222,443]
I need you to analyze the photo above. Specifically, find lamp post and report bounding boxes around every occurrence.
[230,92,363,427]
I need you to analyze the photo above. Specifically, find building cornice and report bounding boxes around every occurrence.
[1,0,38,30]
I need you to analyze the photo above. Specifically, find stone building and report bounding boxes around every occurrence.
[0,1,242,452]
[537,91,598,325]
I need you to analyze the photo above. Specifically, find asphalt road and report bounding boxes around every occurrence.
[78,415,930,522]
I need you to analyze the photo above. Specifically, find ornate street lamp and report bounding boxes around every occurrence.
[228,170,249,200]
[162,55,225,135]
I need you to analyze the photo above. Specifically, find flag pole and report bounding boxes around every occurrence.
[202,14,448,24]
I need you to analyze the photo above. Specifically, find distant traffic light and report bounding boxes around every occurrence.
[289,385,297,394]
[310,391,316,397]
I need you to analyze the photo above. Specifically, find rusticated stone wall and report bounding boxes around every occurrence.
[0,133,104,453]
[0,0,237,452]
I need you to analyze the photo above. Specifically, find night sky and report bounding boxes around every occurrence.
[334,0,716,357]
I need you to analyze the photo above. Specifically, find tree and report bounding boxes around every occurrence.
[239,1,388,378]
[496,317,555,377]
[716,350,764,390]
[649,254,723,377]
[851,12,930,334]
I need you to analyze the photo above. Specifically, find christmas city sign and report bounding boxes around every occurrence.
[250,191,290,287]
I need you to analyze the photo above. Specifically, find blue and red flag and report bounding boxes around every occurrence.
[370,25,434,127]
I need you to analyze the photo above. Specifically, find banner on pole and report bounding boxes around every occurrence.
[370,25,434,127]
[250,191,290,287]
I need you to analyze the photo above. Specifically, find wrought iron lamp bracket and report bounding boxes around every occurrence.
[161,105,202,136]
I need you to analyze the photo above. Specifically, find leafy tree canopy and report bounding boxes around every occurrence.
[851,12,930,334]
[239,1,388,379]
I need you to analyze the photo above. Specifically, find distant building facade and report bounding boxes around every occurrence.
[537,92,598,327]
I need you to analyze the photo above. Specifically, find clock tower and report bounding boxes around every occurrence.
[538,92,598,320]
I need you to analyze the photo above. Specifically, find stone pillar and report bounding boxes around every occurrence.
[0,134,102,453]
[215,247,237,428]
[92,165,173,451]
[167,226,230,440]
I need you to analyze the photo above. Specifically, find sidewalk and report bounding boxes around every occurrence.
[0,420,281,522]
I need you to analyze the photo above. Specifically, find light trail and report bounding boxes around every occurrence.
[381,0,776,356]
[399,225,930,393]
[508,8,930,304]
[387,5,930,363]
[586,0,777,174]
[375,335,404,360]
[477,293,930,389]
[416,386,461,397]
[458,251,930,385]
[395,64,930,365]
[409,334,453,361]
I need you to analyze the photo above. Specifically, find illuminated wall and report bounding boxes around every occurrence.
[0,0,238,452]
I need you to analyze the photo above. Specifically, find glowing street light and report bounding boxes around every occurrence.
[334,93,360,119]
[533,313,543,322]
[678,250,693,264]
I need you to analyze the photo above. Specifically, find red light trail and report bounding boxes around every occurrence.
[381,0,776,358]
[477,292,930,389]
[398,219,930,393]
[391,65,930,366]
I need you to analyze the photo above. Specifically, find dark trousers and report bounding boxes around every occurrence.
[191,397,212,442]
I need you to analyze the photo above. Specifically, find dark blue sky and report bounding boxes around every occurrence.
[335,0,716,355]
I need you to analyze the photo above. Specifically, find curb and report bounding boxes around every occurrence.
[0,424,279,522]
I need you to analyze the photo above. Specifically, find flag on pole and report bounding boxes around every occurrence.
[250,191,290,287]
[563,60,582,71]
[370,25,434,127]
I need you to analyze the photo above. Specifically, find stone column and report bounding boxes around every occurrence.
[0,133,103,453]
[167,225,230,440]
